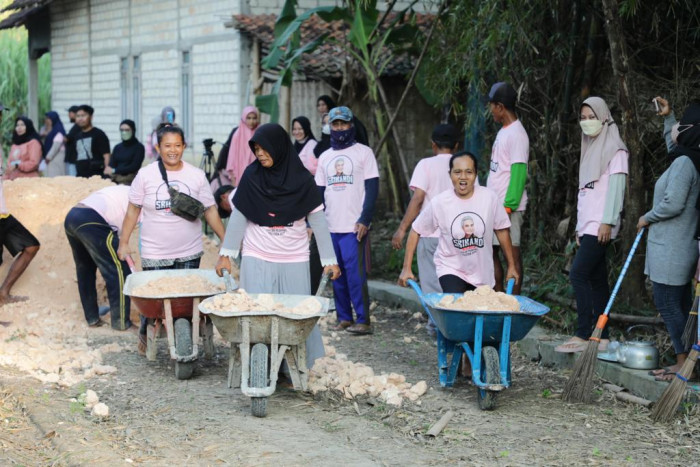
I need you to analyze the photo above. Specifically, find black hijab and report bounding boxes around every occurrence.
[671,103,700,238]
[12,116,41,146]
[233,123,323,227]
[314,133,331,158]
[292,116,316,154]
[43,111,66,156]
[318,95,336,113]
[119,119,138,146]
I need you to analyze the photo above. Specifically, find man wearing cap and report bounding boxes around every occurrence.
[487,82,529,295]
[0,102,41,308]
[392,124,459,329]
[64,105,81,176]
[315,106,379,335]
[73,105,110,178]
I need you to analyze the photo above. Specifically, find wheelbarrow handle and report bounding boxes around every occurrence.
[222,269,239,293]
[406,279,424,300]
[316,272,331,296]
[506,278,515,295]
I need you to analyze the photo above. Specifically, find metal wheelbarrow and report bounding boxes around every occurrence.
[199,275,330,418]
[123,269,225,380]
[408,279,549,410]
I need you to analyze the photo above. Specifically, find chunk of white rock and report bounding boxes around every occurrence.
[91,403,109,418]
[85,390,99,409]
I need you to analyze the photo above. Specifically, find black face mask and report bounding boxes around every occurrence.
[330,126,356,150]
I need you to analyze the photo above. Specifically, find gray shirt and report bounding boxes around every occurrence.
[644,155,700,285]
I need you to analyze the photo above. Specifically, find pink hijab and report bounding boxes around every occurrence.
[226,106,259,185]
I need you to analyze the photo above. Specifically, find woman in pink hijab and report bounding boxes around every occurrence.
[221,106,260,186]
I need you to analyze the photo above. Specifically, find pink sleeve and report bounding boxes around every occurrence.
[409,160,427,192]
[129,171,146,206]
[363,147,380,180]
[20,140,42,172]
[303,142,318,175]
[197,172,216,208]
[315,155,327,187]
[493,198,512,230]
[412,200,437,236]
[608,150,629,175]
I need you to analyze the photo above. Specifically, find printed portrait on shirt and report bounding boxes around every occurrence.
[76,137,93,161]
[155,180,193,213]
[326,156,354,188]
[450,212,485,253]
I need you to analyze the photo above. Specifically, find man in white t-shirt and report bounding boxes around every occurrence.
[486,82,529,295]
[316,106,379,335]
[392,124,458,333]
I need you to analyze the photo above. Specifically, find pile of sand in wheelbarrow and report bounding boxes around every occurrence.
[310,340,428,407]
[0,176,228,386]
[203,291,323,316]
[437,285,520,312]
[132,275,225,296]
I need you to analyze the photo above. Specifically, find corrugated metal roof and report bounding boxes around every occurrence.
[0,0,52,30]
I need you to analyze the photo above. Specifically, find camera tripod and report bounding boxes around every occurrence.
[199,138,217,183]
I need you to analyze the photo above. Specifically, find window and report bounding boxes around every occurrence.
[132,55,141,135]
[120,57,128,120]
[120,56,142,136]
[181,51,192,139]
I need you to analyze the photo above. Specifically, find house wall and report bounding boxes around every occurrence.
[50,0,248,161]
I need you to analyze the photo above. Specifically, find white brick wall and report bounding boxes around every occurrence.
[90,55,121,145]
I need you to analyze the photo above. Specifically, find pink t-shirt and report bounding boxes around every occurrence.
[81,185,131,235]
[129,161,216,260]
[576,149,628,238]
[486,119,529,212]
[315,143,380,233]
[410,153,453,238]
[412,186,511,287]
[298,140,319,175]
[240,205,323,263]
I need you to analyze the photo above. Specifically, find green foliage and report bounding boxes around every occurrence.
[0,27,51,155]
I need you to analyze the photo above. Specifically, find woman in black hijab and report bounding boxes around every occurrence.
[215,123,340,369]
[105,119,145,185]
[5,117,42,180]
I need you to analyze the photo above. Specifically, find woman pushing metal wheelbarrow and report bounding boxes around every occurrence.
[408,278,550,410]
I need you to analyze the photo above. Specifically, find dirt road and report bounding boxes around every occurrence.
[2,303,699,466]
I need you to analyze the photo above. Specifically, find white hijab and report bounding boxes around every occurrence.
[579,96,628,188]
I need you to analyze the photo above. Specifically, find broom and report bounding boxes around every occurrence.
[680,284,700,351]
[651,319,700,422]
[562,228,645,403]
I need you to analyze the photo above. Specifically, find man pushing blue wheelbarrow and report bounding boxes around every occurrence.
[407,279,550,410]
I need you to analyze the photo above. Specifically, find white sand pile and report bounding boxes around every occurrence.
[132,275,225,296]
[204,291,323,316]
[310,339,428,407]
[0,177,226,386]
[437,285,520,312]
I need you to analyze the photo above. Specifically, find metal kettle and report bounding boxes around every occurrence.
[615,341,659,370]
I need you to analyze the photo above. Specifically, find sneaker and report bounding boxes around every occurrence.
[346,323,373,335]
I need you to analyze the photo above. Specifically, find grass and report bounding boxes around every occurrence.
[0,26,52,156]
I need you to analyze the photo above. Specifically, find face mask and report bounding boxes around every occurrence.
[671,123,680,145]
[120,130,133,141]
[330,126,356,150]
[580,119,603,137]
[322,124,330,135]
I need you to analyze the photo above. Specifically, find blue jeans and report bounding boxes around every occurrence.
[64,207,132,330]
[331,233,370,324]
[140,258,201,335]
[653,282,692,355]
[570,235,610,340]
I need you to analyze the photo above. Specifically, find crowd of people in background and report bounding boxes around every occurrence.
[0,84,699,377]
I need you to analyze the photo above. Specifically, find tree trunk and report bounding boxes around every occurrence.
[601,0,646,308]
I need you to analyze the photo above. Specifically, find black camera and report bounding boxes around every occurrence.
[202,138,215,156]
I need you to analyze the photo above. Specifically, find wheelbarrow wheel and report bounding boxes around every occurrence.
[174,318,194,380]
[250,343,269,418]
[477,346,500,411]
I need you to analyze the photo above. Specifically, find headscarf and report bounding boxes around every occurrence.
[292,116,316,154]
[42,111,66,156]
[317,95,336,113]
[671,103,700,238]
[233,123,323,227]
[578,97,628,188]
[119,119,138,145]
[160,106,176,124]
[12,116,42,146]
[226,106,259,186]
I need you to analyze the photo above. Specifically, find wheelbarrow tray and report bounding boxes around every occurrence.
[199,294,330,346]
[123,269,225,319]
[422,293,549,344]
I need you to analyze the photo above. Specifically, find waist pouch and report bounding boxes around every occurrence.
[158,160,205,222]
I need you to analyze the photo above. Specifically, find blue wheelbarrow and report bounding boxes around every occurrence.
[407,279,550,410]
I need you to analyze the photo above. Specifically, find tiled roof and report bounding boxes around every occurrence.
[0,0,53,30]
[232,13,433,79]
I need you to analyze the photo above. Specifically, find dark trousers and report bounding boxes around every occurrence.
[309,235,323,294]
[439,274,476,294]
[570,235,610,340]
[331,233,370,324]
[140,258,201,334]
[653,281,692,355]
[64,207,131,330]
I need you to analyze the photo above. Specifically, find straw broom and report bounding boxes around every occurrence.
[651,337,700,422]
[562,228,645,403]
[680,284,700,351]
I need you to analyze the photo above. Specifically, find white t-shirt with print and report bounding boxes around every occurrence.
[412,186,511,287]
[576,149,628,238]
[315,143,380,233]
[129,161,215,260]
[486,119,529,212]
[81,185,131,235]
[410,153,453,238]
